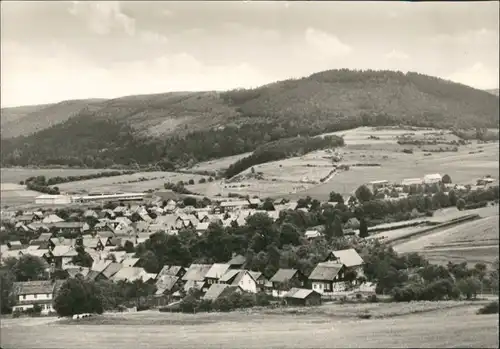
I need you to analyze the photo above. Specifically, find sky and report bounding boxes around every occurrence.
[1,1,499,107]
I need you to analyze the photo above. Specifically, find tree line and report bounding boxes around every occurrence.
[225,135,344,178]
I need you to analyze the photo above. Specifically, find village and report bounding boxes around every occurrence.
[1,170,498,317]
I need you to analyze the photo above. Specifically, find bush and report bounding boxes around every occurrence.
[212,297,233,312]
[54,279,104,317]
[255,292,271,306]
[477,301,499,314]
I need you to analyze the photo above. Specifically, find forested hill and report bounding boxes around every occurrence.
[1,69,498,168]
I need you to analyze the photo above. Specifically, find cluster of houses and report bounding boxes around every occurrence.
[2,196,365,268]
[11,248,366,314]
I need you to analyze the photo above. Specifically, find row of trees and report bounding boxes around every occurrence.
[225,135,345,178]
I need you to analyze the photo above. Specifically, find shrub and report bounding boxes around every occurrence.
[477,301,499,314]
[213,297,232,312]
[255,292,271,306]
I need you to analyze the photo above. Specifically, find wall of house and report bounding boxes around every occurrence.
[19,293,52,302]
[237,273,257,293]
[272,289,288,298]
[311,281,348,294]
[12,303,54,313]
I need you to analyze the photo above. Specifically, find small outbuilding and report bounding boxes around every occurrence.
[283,288,322,306]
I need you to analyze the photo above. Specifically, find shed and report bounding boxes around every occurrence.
[284,288,321,306]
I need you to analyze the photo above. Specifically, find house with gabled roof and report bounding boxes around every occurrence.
[12,279,65,314]
[227,254,246,269]
[157,265,186,279]
[42,214,64,224]
[182,264,212,292]
[269,268,307,298]
[248,271,268,292]
[323,248,364,276]
[51,245,78,269]
[155,275,181,296]
[219,269,257,293]
[205,263,232,285]
[284,288,321,306]
[111,267,147,282]
[308,262,349,294]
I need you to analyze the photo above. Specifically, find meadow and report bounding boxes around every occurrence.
[52,171,208,194]
[0,168,110,184]
[1,301,498,349]
[185,127,499,201]
[393,214,499,266]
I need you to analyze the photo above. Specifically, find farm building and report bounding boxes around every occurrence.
[12,280,65,314]
[423,173,442,184]
[401,178,423,186]
[283,288,322,306]
[308,262,349,294]
[369,180,388,190]
[269,269,307,298]
[35,194,72,205]
[72,193,146,203]
[219,269,258,293]
[205,263,232,285]
[323,248,364,276]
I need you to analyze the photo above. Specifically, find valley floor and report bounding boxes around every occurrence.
[1,302,498,349]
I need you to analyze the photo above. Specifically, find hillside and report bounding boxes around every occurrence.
[1,69,498,168]
[486,89,499,96]
[0,99,106,139]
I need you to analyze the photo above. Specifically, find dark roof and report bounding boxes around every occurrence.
[13,280,55,295]
[182,264,212,282]
[86,270,103,281]
[308,262,343,281]
[228,254,246,266]
[270,269,299,283]
[101,262,123,279]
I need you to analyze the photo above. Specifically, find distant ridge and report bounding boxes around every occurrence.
[1,69,498,168]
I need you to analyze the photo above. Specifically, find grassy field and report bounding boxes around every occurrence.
[186,152,254,173]
[1,301,497,349]
[52,171,208,194]
[393,214,499,266]
[0,168,111,184]
[182,127,499,201]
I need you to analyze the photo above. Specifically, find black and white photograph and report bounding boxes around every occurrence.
[0,1,499,348]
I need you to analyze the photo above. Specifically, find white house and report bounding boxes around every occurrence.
[12,280,64,314]
[219,269,258,293]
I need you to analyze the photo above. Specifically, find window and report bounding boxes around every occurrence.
[47,294,51,298]
[22,295,26,300]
